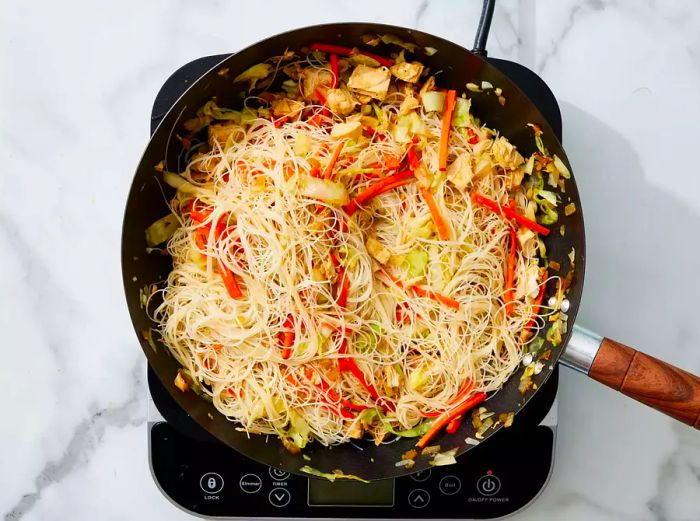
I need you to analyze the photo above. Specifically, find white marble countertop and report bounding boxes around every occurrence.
[2,0,700,519]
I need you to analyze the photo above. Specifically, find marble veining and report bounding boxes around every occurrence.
[1,0,699,519]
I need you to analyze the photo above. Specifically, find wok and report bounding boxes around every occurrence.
[121,0,700,481]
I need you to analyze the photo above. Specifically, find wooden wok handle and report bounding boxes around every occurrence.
[589,338,700,428]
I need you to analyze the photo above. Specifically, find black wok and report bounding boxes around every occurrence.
[121,0,700,481]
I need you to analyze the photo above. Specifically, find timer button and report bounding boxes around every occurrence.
[200,472,224,494]
[239,473,262,494]
[476,473,501,496]
[269,467,290,480]
[407,489,430,508]
[269,487,291,507]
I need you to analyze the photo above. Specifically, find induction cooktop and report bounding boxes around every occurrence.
[147,53,563,520]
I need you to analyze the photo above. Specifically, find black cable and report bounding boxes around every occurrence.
[472,0,496,56]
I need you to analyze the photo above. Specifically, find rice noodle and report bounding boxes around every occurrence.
[149,87,555,448]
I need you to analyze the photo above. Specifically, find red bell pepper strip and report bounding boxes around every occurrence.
[310,370,370,412]
[416,392,487,448]
[309,42,393,68]
[329,53,339,88]
[335,267,350,308]
[439,90,457,171]
[278,314,295,359]
[471,193,551,236]
[420,187,451,241]
[217,259,243,299]
[337,339,395,412]
[446,415,463,434]
[273,114,289,128]
[406,143,420,170]
[467,128,479,144]
[504,225,517,314]
[343,169,414,216]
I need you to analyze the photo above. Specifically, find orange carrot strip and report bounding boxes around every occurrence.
[421,380,474,418]
[412,285,460,310]
[420,187,450,240]
[472,193,551,236]
[343,169,414,216]
[439,90,457,171]
[217,259,243,298]
[416,392,487,449]
[323,141,345,180]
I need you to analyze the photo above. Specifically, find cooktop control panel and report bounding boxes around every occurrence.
[150,420,554,519]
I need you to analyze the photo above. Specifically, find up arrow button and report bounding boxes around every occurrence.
[407,489,430,508]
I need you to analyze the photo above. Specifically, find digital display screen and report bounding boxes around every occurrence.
[308,478,394,506]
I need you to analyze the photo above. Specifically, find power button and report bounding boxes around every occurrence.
[476,472,501,496]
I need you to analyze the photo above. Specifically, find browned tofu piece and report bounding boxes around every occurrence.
[325,89,357,116]
[301,68,333,101]
[271,98,305,117]
[390,61,424,83]
[347,64,391,101]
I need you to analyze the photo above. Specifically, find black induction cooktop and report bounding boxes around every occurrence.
[147,53,563,520]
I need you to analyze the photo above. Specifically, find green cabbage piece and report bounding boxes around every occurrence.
[288,409,311,449]
[360,408,432,438]
[420,91,446,112]
[145,214,179,247]
[233,63,273,90]
[451,97,472,127]
[405,250,428,278]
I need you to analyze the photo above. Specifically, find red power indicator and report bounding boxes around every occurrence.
[486,470,493,475]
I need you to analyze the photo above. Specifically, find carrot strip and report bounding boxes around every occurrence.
[439,90,457,171]
[344,170,415,216]
[412,285,460,310]
[330,53,339,88]
[471,193,551,236]
[416,392,487,448]
[309,42,393,67]
[421,380,474,418]
[217,259,243,299]
[504,225,517,314]
[383,154,401,170]
[386,274,459,311]
[323,141,345,180]
[420,187,450,240]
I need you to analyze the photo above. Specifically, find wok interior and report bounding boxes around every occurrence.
[121,23,585,480]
